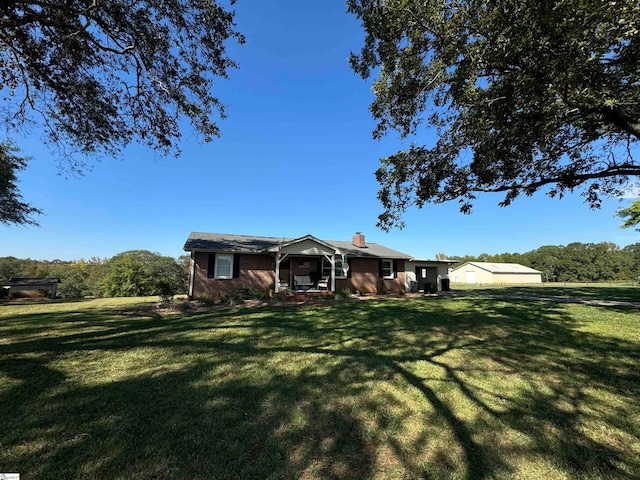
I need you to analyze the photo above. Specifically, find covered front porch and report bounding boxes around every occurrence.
[267,236,348,293]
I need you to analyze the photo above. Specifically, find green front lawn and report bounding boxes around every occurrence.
[450,283,640,303]
[1,296,639,479]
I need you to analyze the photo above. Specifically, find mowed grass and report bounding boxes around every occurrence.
[451,283,640,303]
[1,295,639,479]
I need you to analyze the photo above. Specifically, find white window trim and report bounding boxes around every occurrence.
[382,259,394,279]
[335,258,347,279]
[214,253,234,279]
[322,258,347,279]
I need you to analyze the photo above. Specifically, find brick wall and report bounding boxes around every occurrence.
[191,252,406,298]
[290,257,320,277]
[335,257,406,294]
[192,252,275,297]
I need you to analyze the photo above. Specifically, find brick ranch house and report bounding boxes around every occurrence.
[184,232,414,298]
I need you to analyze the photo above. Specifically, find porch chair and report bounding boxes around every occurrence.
[317,276,330,290]
[294,275,314,290]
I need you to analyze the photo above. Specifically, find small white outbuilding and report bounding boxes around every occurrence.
[450,262,542,284]
[404,259,455,292]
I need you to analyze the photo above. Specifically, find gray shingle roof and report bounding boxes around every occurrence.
[184,232,412,259]
[324,240,411,259]
[184,232,285,253]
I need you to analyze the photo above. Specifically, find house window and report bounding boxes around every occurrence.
[382,259,393,278]
[322,258,347,279]
[214,254,233,279]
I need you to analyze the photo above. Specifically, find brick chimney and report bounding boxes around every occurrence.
[352,232,366,248]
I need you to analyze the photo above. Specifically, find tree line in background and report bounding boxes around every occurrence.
[449,242,640,283]
[2,241,639,300]
[0,250,189,298]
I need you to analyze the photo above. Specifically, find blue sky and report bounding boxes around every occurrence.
[1,1,639,261]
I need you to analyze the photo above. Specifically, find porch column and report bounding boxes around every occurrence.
[188,252,196,299]
[322,254,336,292]
[274,253,288,293]
[331,255,336,292]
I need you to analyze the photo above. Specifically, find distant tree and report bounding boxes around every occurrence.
[101,252,152,297]
[177,254,191,292]
[58,268,90,298]
[101,250,186,297]
[0,142,41,225]
[591,243,618,280]
[79,257,107,296]
[617,200,640,231]
[529,246,563,282]
[0,256,28,284]
[622,243,640,277]
[609,245,635,280]
[348,0,640,230]
[20,258,50,278]
[47,260,103,298]
[1,0,244,222]
[450,254,477,267]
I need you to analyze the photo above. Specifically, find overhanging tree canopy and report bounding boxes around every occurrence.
[1,0,244,163]
[348,0,640,230]
[0,0,244,224]
[617,200,640,231]
[0,142,41,226]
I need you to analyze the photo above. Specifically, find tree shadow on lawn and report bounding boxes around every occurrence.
[460,285,640,303]
[1,355,378,479]
[1,298,639,479]
[238,298,640,479]
[442,299,640,478]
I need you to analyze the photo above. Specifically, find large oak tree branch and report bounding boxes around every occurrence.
[0,0,244,225]
[475,164,640,194]
[349,0,640,230]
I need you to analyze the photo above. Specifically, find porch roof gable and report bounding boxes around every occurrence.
[265,235,340,256]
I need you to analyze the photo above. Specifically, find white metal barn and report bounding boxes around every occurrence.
[450,262,543,284]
